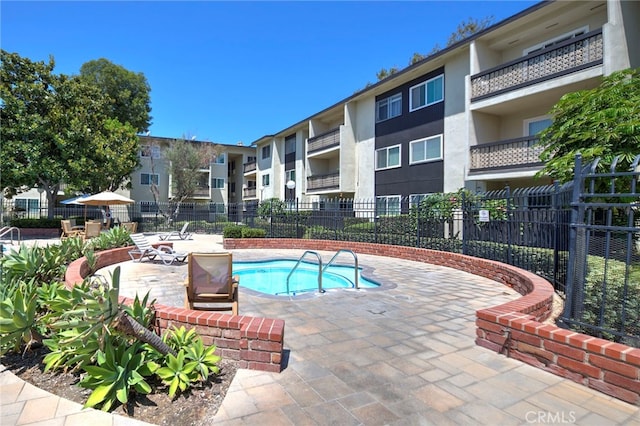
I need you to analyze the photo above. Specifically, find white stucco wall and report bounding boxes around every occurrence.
[443,52,469,193]
[351,97,375,199]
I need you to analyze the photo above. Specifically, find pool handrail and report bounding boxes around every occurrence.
[0,226,21,245]
[287,250,324,294]
[323,249,359,289]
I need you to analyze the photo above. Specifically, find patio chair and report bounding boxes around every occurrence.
[159,222,192,241]
[83,221,103,240]
[121,222,138,233]
[128,233,188,265]
[184,252,239,315]
[60,220,83,240]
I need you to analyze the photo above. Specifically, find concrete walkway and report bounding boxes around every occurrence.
[1,234,639,425]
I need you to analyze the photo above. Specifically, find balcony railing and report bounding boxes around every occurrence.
[469,136,544,172]
[471,30,603,101]
[193,187,210,198]
[243,161,256,173]
[307,172,340,191]
[308,128,340,153]
[243,187,257,198]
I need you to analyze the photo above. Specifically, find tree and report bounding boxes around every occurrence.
[374,16,494,81]
[80,58,152,133]
[445,16,494,46]
[0,51,141,217]
[537,68,640,183]
[148,138,221,222]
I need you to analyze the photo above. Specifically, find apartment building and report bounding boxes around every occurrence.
[133,135,255,208]
[243,0,639,209]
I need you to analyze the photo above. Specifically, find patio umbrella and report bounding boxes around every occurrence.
[76,191,134,206]
[76,191,135,223]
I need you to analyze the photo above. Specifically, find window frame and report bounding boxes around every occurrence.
[409,134,443,165]
[409,74,444,112]
[523,26,589,55]
[376,195,401,216]
[140,145,161,159]
[140,173,159,186]
[523,115,552,137]
[375,93,402,123]
[261,174,270,187]
[409,193,432,208]
[211,178,225,189]
[261,145,271,160]
[212,153,226,165]
[375,144,402,171]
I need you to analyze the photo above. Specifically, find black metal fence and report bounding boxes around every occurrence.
[2,156,638,345]
[559,155,640,347]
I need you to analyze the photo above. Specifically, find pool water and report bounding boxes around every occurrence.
[233,259,379,296]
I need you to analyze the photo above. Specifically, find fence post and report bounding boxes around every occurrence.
[295,198,299,238]
[506,185,513,265]
[560,154,586,327]
[552,180,561,291]
[462,190,468,255]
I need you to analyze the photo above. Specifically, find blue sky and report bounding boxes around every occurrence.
[2,1,538,146]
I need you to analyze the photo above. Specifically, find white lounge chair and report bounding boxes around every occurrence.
[128,233,188,265]
[159,222,192,241]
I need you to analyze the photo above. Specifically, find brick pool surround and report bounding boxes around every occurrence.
[64,242,284,373]
[223,238,640,406]
[63,238,640,405]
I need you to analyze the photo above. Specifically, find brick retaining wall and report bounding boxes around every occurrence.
[65,244,284,372]
[224,238,640,405]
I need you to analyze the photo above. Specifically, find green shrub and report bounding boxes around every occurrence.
[9,218,62,228]
[344,221,375,233]
[241,227,266,238]
[223,225,243,238]
[581,256,640,343]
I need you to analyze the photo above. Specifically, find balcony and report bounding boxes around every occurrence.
[308,128,340,154]
[469,136,544,173]
[307,172,340,191]
[243,161,256,174]
[471,30,603,101]
[243,187,257,198]
[193,187,210,198]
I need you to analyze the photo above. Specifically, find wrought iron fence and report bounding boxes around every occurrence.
[559,155,640,347]
[3,155,638,345]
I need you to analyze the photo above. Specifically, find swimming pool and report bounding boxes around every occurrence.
[233,259,379,296]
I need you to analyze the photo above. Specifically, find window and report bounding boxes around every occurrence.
[211,178,225,189]
[410,134,442,164]
[140,145,161,158]
[209,202,225,213]
[375,145,401,170]
[212,153,225,165]
[285,135,296,154]
[15,198,39,213]
[376,93,402,122]
[524,116,552,136]
[409,75,444,111]
[140,173,159,185]
[261,174,270,187]
[286,170,295,182]
[409,194,431,208]
[524,26,588,55]
[140,201,158,213]
[261,145,271,160]
[376,195,401,216]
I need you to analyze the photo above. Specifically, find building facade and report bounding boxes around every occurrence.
[242,0,639,210]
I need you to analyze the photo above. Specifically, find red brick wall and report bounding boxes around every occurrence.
[65,244,284,373]
[224,238,640,405]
